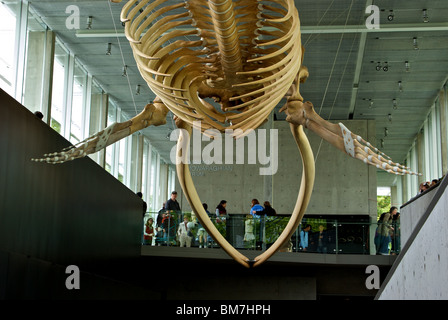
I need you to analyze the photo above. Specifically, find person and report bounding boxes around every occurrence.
[249,199,265,247]
[261,201,277,216]
[156,212,166,245]
[202,203,213,247]
[162,212,174,245]
[391,212,400,254]
[244,214,256,248]
[155,203,166,245]
[249,199,264,217]
[165,191,181,212]
[315,225,328,253]
[300,224,312,251]
[136,192,147,218]
[203,203,212,217]
[143,218,154,245]
[215,200,227,223]
[430,179,439,187]
[177,216,193,247]
[418,181,430,195]
[197,218,207,248]
[34,111,44,120]
[376,206,398,255]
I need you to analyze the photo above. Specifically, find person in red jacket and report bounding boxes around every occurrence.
[143,218,154,245]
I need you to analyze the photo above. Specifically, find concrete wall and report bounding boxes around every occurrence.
[400,187,438,245]
[377,178,448,300]
[175,119,377,219]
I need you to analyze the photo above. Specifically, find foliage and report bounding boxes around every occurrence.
[377,195,391,219]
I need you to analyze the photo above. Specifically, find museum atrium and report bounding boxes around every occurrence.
[1,0,447,301]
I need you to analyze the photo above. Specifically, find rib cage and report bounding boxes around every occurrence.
[120,0,303,135]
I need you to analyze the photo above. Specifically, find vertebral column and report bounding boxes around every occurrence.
[208,0,243,85]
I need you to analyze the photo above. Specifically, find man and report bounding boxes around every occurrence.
[300,224,312,252]
[136,192,147,218]
[165,191,181,212]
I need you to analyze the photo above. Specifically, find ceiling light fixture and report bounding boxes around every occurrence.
[422,9,429,23]
[398,81,403,92]
[413,37,419,50]
[405,61,410,72]
[384,127,389,137]
[136,84,141,95]
[393,99,398,110]
[376,62,382,71]
[381,139,385,148]
[106,43,112,55]
[86,16,93,30]
[388,114,392,122]
[122,65,128,77]
[383,62,389,72]
[388,10,394,21]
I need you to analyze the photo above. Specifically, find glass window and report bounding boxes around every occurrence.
[70,61,87,144]
[118,135,127,183]
[149,150,158,211]
[105,101,117,174]
[50,40,69,134]
[22,8,47,114]
[0,2,19,96]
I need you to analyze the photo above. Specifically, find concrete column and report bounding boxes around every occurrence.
[136,134,144,193]
[390,186,398,208]
[42,30,55,126]
[440,88,448,174]
[417,130,425,185]
[23,31,46,114]
[128,134,142,192]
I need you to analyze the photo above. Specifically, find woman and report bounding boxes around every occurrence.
[377,206,398,255]
[261,201,277,216]
[215,200,227,223]
[250,199,264,217]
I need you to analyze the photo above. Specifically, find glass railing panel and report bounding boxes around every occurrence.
[142,212,401,256]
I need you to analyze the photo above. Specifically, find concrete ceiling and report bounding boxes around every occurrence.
[27,0,448,187]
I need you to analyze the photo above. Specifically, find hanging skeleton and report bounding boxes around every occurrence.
[33,0,419,268]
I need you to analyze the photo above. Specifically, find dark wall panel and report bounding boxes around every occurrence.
[0,89,142,270]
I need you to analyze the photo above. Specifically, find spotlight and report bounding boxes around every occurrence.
[122,65,128,77]
[393,99,398,110]
[413,37,419,50]
[387,10,394,21]
[383,62,389,72]
[381,139,385,148]
[388,114,392,122]
[106,43,112,55]
[398,81,403,92]
[86,16,93,30]
[384,127,389,137]
[376,62,382,71]
[405,61,410,72]
[136,84,141,95]
[422,9,429,23]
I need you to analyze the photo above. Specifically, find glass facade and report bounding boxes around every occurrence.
[0,1,174,214]
[401,85,447,203]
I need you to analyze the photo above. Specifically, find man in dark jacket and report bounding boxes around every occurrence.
[165,191,181,212]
